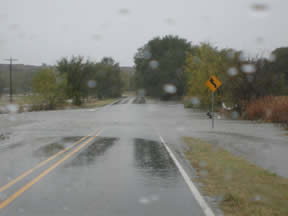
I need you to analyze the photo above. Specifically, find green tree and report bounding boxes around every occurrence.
[134,35,192,98]
[32,68,66,109]
[269,47,288,94]
[120,68,135,91]
[221,51,288,113]
[184,43,229,106]
[0,76,4,97]
[93,57,122,99]
[57,56,94,105]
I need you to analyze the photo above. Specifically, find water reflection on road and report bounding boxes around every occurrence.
[1,131,205,216]
[66,137,119,167]
[133,138,178,185]
[33,136,83,158]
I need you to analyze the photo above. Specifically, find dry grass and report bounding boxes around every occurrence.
[79,98,116,108]
[0,96,117,113]
[0,95,27,106]
[184,137,288,216]
[246,96,288,128]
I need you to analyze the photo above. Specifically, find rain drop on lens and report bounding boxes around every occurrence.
[239,52,248,62]
[247,75,254,82]
[268,53,276,62]
[149,60,159,69]
[143,49,151,60]
[118,8,130,15]
[6,104,19,113]
[163,84,177,94]
[9,24,19,30]
[251,3,269,17]
[87,80,97,88]
[91,34,101,41]
[199,161,207,167]
[231,111,240,119]
[164,18,175,25]
[56,77,62,84]
[227,67,238,76]
[150,194,159,201]
[193,56,201,64]
[191,97,200,106]
[137,89,146,97]
[226,51,235,59]
[256,37,264,44]
[199,170,208,177]
[139,197,150,204]
[241,64,256,74]
[252,194,263,201]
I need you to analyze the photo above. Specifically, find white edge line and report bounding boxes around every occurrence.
[159,135,215,216]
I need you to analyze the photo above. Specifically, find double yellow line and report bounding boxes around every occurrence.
[0,129,102,209]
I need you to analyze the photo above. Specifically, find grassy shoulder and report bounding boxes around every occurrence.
[52,98,118,110]
[78,98,117,108]
[0,96,118,113]
[184,137,288,216]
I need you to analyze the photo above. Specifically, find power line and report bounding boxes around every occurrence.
[3,57,18,103]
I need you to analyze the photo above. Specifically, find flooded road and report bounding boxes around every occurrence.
[0,99,206,216]
[0,97,287,215]
[0,131,205,216]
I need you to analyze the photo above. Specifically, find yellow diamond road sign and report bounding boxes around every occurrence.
[205,75,222,92]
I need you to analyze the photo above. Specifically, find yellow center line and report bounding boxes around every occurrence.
[0,129,98,194]
[0,130,102,209]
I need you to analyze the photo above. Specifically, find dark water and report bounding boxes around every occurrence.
[133,138,178,179]
[65,137,119,167]
[33,137,83,158]
[2,134,204,216]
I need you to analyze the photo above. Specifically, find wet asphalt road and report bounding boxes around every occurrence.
[0,96,287,216]
[0,97,206,216]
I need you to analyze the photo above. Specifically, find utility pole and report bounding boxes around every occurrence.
[4,57,18,103]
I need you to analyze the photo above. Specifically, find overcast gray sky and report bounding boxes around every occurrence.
[0,0,287,66]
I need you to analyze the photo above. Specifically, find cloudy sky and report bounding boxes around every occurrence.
[0,0,287,66]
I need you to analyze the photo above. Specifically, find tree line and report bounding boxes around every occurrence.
[32,56,123,108]
[134,35,288,114]
[0,64,39,95]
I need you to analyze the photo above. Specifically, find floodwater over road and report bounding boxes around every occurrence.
[0,97,287,215]
[0,125,205,216]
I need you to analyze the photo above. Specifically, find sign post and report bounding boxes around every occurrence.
[212,91,214,128]
[205,75,222,128]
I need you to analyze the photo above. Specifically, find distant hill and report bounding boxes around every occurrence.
[120,66,135,91]
[120,66,135,74]
[0,64,134,94]
[0,64,42,73]
[0,64,43,94]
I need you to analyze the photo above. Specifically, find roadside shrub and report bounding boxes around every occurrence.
[32,68,67,109]
[23,95,63,111]
[222,192,245,208]
[246,96,288,128]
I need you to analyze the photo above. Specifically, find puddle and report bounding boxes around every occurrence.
[34,143,65,157]
[0,133,10,141]
[133,138,177,178]
[7,142,23,149]
[133,97,146,104]
[33,136,83,158]
[62,136,83,143]
[112,99,124,105]
[121,98,130,104]
[65,137,118,167]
